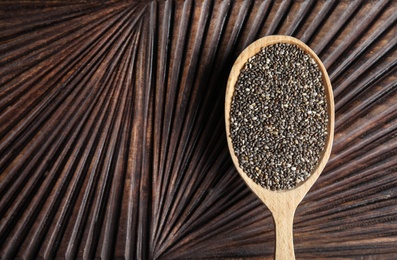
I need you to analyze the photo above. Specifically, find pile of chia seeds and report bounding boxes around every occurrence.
[230,42,328,191]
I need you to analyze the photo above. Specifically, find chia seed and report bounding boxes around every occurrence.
[230,43,328,191]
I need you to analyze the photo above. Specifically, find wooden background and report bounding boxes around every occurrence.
[0,0,396,259]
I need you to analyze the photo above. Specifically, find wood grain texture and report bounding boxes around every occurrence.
[0,0,396,259]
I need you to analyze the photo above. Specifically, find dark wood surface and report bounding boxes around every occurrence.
[1,0,396,259]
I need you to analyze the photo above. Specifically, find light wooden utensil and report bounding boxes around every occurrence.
[225,35,334,260]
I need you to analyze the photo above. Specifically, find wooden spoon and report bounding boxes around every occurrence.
[225,35,334,259]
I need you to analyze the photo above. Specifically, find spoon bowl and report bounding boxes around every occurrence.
[225,35,334,259]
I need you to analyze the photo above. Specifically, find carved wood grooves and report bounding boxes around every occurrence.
[0,0,396,259]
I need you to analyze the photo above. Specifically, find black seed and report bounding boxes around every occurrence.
[230,43,328,191]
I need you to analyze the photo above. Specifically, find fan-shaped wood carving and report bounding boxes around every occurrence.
[1,0,396,259]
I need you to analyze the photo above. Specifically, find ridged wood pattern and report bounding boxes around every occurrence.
[0,0,396,259]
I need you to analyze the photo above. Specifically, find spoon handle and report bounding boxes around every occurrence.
[273,209,295,260]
